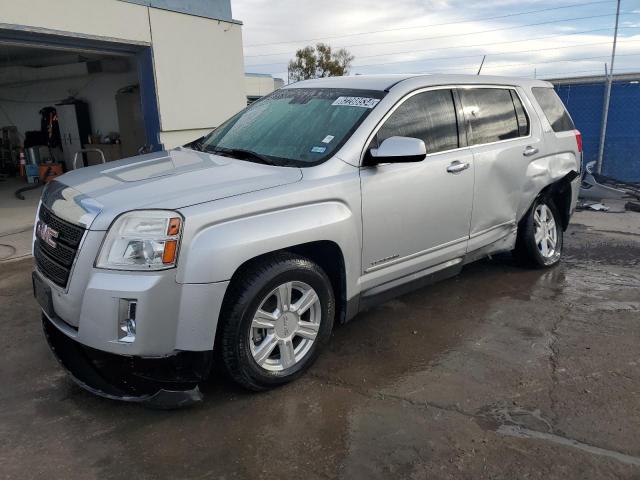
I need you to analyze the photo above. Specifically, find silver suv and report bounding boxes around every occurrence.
[33,74,581,407]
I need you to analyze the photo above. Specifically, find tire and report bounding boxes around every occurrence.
[514,196,564,268]
[218,253,335,391]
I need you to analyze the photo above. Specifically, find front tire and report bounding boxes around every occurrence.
[514,196,564,268]
[218,253,335,391]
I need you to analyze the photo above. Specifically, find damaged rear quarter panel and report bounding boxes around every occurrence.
[518,149,579,220]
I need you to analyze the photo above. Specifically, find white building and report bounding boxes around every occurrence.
[0,0,246,167]
[245,73,284,104]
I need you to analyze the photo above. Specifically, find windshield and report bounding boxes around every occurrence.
[197,88,385,167]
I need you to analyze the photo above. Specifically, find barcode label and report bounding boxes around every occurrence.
[332,96,380,108]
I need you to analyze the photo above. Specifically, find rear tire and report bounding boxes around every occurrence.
[514,196,563,268]
[218,253,335,391]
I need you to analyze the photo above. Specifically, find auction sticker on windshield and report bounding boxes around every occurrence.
[332,96,380,108]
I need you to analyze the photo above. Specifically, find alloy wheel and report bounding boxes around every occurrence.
[249,281,322,371]
[534,203,558,259]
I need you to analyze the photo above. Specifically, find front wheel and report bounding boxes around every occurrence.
[218,253,335,391]
[514,197,564,268]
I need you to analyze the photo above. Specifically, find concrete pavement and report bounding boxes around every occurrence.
[0,177,40,262]
[1,210,639,479]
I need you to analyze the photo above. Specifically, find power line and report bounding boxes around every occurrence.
[250,38,640,71]
[349,39,640,70]
[390,52,640,75]
[322,13,635,51]
[244,0,615,48]
[245,25,640,68]
[244,12,635,59]
[355,27,639,61]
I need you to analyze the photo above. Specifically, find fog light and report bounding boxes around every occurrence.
[118,299,137,343]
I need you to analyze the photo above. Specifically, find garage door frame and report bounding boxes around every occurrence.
[0,24,162,152]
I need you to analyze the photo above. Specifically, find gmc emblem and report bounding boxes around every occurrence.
[37,221,59,248]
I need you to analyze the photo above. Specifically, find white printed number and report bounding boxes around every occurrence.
[332,96,380,108]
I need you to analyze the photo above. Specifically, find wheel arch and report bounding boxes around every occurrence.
[213,241,348,358]
[224,241,347,323]
[514,173,573,268]
[519,169,579,231]
[538,171,578,231]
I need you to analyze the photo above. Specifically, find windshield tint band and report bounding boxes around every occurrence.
[201,88,387,167]
[269,88,385,102]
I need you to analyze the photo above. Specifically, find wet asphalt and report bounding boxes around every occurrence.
[1,217,639,479]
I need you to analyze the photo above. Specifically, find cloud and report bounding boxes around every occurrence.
[234,0,639,80]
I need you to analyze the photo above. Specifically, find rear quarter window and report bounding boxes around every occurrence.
[531,87,575,132]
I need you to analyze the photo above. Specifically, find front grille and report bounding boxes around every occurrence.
[35,205,86,288]
[39,235,76,267]
[34,243,69,286]
[38,205,84,246]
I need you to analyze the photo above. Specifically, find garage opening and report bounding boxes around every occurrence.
[0,33,161,261]
[0,41,160,175]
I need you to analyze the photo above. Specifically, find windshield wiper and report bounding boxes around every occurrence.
[208,147,279,166]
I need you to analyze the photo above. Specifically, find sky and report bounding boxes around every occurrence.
[233,0,640,82]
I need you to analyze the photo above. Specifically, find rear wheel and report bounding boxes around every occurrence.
[218,253,334,391]
[514,197,563,268]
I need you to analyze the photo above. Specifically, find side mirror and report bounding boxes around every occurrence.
[365,136,427,165]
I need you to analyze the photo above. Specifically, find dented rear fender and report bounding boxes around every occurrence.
[518,152,580,223]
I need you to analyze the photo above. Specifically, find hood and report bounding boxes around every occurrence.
[45,147,302,230]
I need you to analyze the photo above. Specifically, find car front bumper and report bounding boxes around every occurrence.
[42,314,212,408]
[32,255,230,357]
[33,247,229,407]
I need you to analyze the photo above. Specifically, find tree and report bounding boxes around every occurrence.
[288,43,354,83]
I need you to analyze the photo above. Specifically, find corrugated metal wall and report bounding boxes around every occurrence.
[555,80,640,182]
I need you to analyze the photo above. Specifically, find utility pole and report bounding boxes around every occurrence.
[597,0,621,174]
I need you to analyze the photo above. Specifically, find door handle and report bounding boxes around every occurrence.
[523,146,538,157]
[446,161,470,174]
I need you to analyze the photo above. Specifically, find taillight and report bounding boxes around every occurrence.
[574,130,583,153]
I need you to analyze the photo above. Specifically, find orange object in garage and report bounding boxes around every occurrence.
[39,164,63,183]
[19,149,26,177]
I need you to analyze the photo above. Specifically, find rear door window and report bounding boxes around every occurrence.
[458,88,520,145]
[531,87,575,132]
[377,89,459,154]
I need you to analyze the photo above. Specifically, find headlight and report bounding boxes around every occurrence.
[96,210,183,271]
